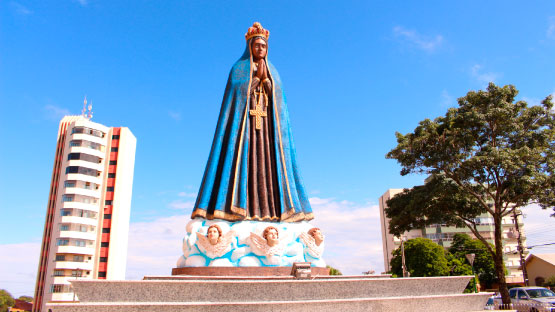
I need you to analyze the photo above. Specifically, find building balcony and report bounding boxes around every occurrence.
[68,146,105,158]
[66,173,102,185]
[62,201,100,213]
[71,133,108,146]
[67,159,104,172]
[54,261,94,271]
[59,230,97,241]
[60,216,98,226]
[50,292,76,302]
[56,246,95,256]
[63,187,101,198]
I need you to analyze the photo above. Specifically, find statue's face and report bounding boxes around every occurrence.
[207,227,220,245]
[311,229,324,245]
[266,228,278,240]
[251,38,267,60]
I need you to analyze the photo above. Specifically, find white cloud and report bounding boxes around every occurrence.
[126,215,188,279]
[168,111,181,121]
[10,2,32,15]
[522,203,555,255]
[0,242,40,296]
[470,64,499,86]
[44,104,71,121]
[168,199,194,210]
[309,197,384,275]
[177,191,196,198]
[547,16,555,39]
[393,26,444,52]
[440,89,455,108]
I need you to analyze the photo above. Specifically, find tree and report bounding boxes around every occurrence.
[390,238,450,277]
[17,295,33,303]
[544,275,555,288]
[0,289,14,312]
[386,83,555,304]
[449,234,496,289]
[327,265,343,276]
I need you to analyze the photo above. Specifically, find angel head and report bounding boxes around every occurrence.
[262,226,279,247]
[308,227,324,246]
[206,224,223,245]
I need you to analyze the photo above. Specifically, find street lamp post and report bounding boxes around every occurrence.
[466,253,477,293]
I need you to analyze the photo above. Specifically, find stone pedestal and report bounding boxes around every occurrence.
[47,275,492,312]
[171,266,330,276]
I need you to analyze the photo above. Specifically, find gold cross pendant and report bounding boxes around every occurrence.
[249,103,267,130]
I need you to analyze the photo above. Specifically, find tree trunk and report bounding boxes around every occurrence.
[494,213,511,306]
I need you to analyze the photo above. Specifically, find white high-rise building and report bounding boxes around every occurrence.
[33,113,136,312]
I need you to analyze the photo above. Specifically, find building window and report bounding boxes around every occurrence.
[72,126,105,138]
[101,242,109,247]
[104,214,112,219]
[106,186,114,192]
[55,255,66,261]
[74,240,86,247]
[108,173,116,178]
[80,225,88,232]
[112,135,120,139]
[62,195,74,202]
[73,255,84,262]
[99,257,108,263]
[60,225,69,231]
[71,270,83,277]
[57,239,69,246]
[111,147,118,152]
[67,153,101,164]
[105,200,113,205]
[65,166,99,177]
[54,270,64,276]
[64,181,76,188]
[61,209,71,216]
[51,284,71,293]
[98,272,106,278]
[102,228,110,233]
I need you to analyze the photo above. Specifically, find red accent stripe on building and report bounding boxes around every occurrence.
[33,121,70,312]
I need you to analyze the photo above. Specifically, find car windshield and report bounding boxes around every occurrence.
[526,289,555,298]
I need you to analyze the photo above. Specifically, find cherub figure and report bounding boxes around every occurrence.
[249,226,285,257]
[300,227,325,259]
[195,224,235,259]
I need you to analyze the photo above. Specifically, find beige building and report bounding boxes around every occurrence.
[525,254,555,286]
[379,188,527,284]
[33,113,136,312]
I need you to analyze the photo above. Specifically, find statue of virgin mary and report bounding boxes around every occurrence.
[191,22,313,223]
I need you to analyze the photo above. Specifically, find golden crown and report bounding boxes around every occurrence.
[245,22,270,41]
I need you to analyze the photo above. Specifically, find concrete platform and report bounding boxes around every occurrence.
[171,266,330,276]
[46,275,492,312]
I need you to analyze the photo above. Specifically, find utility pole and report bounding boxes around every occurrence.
[512,209,529,286]
[401,236,409,277]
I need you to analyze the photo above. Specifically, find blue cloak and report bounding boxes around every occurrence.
[191,39,313,222]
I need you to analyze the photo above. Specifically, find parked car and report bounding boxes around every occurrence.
[484,295,502,310]
[508,287,555,312]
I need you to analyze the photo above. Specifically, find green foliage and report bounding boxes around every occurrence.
[0,289,15,312]
[449,234,496,288]
[544,275,555,288]
[390,238,450,277]
[17,295,33,303]
[327,265,343,276]
[385,83,555,303]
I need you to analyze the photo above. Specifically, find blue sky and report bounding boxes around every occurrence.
[2,0,555,297]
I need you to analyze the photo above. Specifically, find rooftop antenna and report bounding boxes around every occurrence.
[87,100,93,120]
[81,96,88,118]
